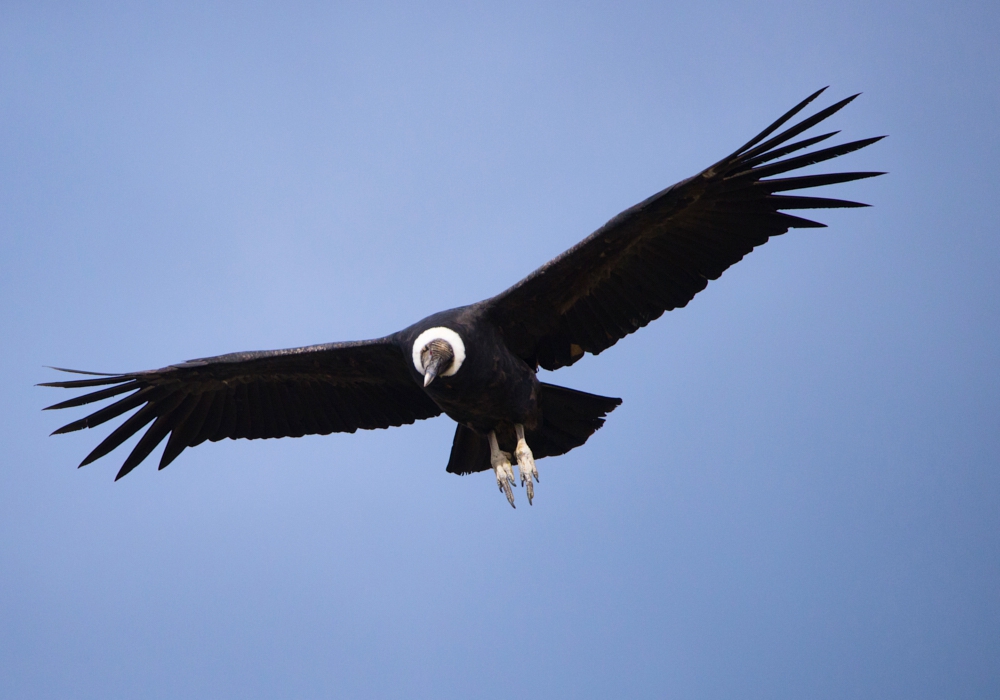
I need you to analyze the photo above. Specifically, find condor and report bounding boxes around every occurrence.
[43,89,883,507]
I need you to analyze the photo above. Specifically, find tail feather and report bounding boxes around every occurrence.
[445,383,621,475]
[445,423,492,475]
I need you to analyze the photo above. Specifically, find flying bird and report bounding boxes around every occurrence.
[43,89,884,507]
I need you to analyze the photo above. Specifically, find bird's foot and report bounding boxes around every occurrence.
[516,445,537,505]
[514,425,538,506]
[493,451,516,508]
[488,430,516,508]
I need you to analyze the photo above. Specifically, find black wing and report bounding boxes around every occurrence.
[42,337,441,479]
[484,89,885,370]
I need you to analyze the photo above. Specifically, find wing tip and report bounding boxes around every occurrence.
[115,455,146,480]
[732,87,831,156]
[52,419,86,435]
[802,85,830,104]
[158,441,185,471]
[44,366,122,377]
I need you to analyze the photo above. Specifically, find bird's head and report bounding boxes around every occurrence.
[412,326,466,388]
[420,339,454,387]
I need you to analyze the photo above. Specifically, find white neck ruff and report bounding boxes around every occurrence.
[412,326,466,378]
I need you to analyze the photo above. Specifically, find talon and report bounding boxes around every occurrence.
[489,431,516,508]
[514,424,538,506]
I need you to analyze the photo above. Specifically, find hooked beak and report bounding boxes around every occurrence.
[421,340,454,387]
[423,365,439,387]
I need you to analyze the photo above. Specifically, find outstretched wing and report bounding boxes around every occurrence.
[484,89,885,370]
[42,337,441,479]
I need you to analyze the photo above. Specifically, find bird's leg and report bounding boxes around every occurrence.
[514,424,539,505]
[488,430,516,508]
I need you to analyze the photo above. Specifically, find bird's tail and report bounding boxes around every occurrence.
[445,383,621,475]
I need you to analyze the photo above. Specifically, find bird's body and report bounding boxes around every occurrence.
[43,89,884,507]
[401,306,542,436]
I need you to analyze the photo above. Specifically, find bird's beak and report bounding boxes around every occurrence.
[423,366,438,387]
[421,341,454,387]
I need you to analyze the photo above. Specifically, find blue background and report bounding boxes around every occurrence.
[2,2,998,698]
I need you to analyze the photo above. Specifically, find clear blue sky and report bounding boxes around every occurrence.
[2,2,998,698]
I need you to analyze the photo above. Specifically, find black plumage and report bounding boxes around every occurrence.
[43,89,883,503]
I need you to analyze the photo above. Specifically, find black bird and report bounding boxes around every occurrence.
[43,89,883,507]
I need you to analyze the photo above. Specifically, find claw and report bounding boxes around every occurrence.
[514,424,539,505]
[496,452,515,507]
[489,431,516,508]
